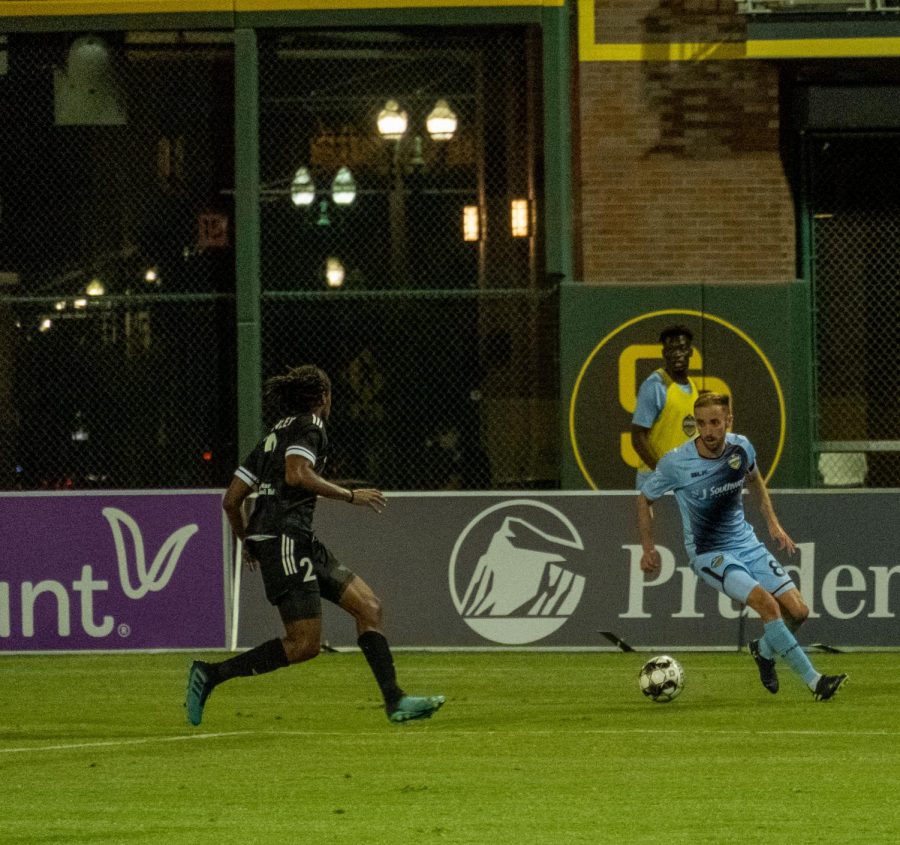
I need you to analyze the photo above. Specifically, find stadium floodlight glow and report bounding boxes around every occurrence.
[39,317,53,332]
[330,166,357,206]
[426,99,458,141]
[290,166,316,207]
[510,198,529,238]
[462,205,480,242]
[376,99,408,141]
[73,297,88,309]
[54,300,67,311]
[325,257,345,289]
[85,277,105,296]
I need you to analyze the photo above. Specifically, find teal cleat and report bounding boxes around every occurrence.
[388,694,445,724]
[185,661,214,726]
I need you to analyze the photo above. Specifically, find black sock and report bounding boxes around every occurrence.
[209,638,289,686]
[357,631,405,711]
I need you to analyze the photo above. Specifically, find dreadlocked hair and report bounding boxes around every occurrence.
[264,365,331,417]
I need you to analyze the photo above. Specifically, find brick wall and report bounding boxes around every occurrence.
[577,58,796,283]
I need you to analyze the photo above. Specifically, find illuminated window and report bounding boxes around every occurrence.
[510,198,529,238]
[462,205,480,242]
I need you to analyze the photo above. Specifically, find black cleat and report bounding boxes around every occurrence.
[813,673,848,702]
[749,639,779,694]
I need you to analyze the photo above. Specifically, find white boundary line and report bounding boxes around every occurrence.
[0,730,255,755]
[6,724,895,758]
[262,727,900,739]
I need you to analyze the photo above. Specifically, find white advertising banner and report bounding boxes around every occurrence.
[236,491,899,650]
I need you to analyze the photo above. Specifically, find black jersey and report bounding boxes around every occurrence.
[234,413,329,536]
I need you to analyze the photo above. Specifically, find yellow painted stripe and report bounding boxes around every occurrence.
[0,0,563,16]
[582,40,748,62]
[0,0,232,15]
[236,0,563,8]
[746,36,900,58]
[578,0,900,61]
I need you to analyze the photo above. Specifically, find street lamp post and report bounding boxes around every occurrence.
[376,97,458,287]
[287,163,358,287]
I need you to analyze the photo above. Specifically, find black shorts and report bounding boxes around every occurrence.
[246,533,355,623]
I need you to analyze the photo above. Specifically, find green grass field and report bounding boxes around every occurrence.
[3,650,899,844]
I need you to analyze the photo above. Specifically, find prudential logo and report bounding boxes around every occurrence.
[448,500,586,645]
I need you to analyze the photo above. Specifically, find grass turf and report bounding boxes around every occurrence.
[2,650,898,844]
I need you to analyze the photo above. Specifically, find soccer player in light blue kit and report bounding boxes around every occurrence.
[636,392,848,701]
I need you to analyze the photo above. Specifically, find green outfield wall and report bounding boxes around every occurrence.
[561,281,813,490]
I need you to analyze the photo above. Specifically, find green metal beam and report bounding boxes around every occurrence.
[1,5,549,34]
[541,0,573,283]
[234,27,262,460]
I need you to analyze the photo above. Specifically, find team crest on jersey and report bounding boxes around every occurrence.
[728,454,742,470]
[711,554,724,568]
[682,415,697,437]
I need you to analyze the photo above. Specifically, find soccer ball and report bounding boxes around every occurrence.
[638,655,685,703]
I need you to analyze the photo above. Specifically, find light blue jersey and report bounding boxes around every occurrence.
[642,433,760,557]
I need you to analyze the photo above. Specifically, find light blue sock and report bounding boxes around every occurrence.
[757,636,776,660]
[763,618,819,687]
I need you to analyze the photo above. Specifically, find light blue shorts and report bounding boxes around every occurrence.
[692,543,795,604]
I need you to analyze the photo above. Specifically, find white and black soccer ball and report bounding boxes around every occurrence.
[638,655,685,703]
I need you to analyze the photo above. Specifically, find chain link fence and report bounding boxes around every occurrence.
[809,133,900,487]
[258,27,557,489]
[262,288,558,490]
[7,28,900,492]
[1,26,556,491]
[0,32,236,489]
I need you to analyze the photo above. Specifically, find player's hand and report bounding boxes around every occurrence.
[241,543,259,572]
[769,523,797,555]
[640,548,661,574]
[351,488,387,513]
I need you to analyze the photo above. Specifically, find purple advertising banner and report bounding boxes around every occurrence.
[0,491,229,651]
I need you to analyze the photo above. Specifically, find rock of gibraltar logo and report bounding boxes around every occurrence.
[448,500,586,645]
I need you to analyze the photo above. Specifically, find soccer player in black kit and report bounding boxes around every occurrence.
[185,364,444,725]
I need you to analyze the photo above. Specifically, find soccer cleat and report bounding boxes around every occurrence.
[388,694,445,724]
[185,661,214,726]
[813,673,848,702]
[748,639,779,694]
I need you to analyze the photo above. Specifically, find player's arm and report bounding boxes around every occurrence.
[631,425,657,470]
[223,475,253,542]
[285,454,386,513]
[745,466,796,554]
[636,492,662,574]
[223,474,261,570]
[631,378,665,470]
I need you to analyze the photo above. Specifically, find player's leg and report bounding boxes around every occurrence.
[745,556,805,690]
[775,587,810,633]
[213,587,322,679]
[742,583,846,697]
[186,536,320,725]
[695,554,840,697]
[185,593,321,726]
[337,574,401,707]
[335,574,445,722]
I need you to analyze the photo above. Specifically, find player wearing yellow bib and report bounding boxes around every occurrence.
[631,325,699,492]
